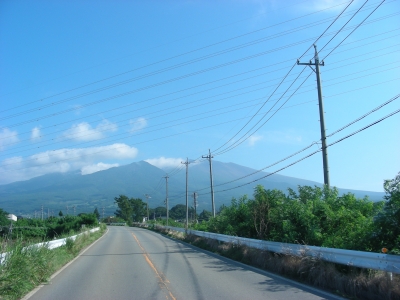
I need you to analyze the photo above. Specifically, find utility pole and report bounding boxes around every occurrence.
[41,205,44,221]
[164,174,169,226]
[73,205,76,216]
[48,208,50,219]
[193,192,198,223]
[297,44,330,187]
[102,207,105,220]
[202,149,215,217]
[144,194,151,222]
[66,205,69,215]
[181,158,190,231]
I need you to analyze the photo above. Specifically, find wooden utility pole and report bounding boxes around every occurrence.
[297,44,330,187]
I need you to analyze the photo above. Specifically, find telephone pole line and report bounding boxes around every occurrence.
[297,44,330,187]
[41,205,44,221]
[202,149,215,217]
[181,158,190,231]
[144,194,151,222]
[164,174,169,226]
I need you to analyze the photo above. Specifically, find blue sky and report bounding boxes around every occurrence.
[0,0,399,193]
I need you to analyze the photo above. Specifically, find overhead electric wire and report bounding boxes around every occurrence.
[318,0,369,54]
[3,30,397,146]
[2,13,398,134]
[323,0,387,60]
[213,69,312,156]
[0,0,330,101]
[2,5,396,121]
[298,0,355,59]
[202,106,400,195]
[197,93,400,191]
[2,62,398,162]
[211,1,394,156]
[1,0,364,112]
[4,79,397,176]
[209,3,393,156]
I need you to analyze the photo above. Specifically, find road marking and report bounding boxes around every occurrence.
[132,233,176,300]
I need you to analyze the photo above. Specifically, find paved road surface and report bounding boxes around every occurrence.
[27,226,341,300]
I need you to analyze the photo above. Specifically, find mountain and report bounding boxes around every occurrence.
[0,160,385,216]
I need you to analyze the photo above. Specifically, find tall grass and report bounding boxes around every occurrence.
[0,224,106,300]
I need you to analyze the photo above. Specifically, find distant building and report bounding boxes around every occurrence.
[7,214,17,221]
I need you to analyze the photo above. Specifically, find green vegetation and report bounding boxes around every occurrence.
[1,213,98,243]
[114,195,146,223]
[0,224,106,300]
[190,172,400,254]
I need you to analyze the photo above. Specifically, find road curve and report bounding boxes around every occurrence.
[26,226,341,300]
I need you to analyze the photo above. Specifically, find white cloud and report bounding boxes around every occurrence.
[81,162,119,175]
[129,117,147,133]
[248,134,263,146]
[31,127,41,141]
[62,119,117,141]
[0,143,138,184]
[0,128,19,150]
[145,157,183,169]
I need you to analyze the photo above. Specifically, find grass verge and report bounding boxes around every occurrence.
[147,225,400,300]
[0,224,106,300]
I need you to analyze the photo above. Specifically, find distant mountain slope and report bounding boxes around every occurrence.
[0,160,385,216]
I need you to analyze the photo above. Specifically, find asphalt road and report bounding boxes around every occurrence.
[26,226,341,300]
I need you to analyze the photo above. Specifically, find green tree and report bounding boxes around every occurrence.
[169,204,187,220]
[114,195,133,222]
[0,208,9,226]
[93,207,100,220]
[58,210,63,217]
[130,198,146,222]
[374,172,400,253]
[199,209,212,221]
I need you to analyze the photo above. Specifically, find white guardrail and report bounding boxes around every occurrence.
[0,227,100,264]
[156,225,400,274]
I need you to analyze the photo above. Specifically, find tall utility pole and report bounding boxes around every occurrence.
[66,205,69,215]
[297,44,330,187]
[164,174,169,226]
[144,194,151,222]
[181,158,190,230]
[73,205,76,216]
[102,207,105,220]
[41,205,44,221]
[193,192,198,223]
[202,149,215,217]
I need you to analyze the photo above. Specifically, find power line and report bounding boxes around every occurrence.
[0,0,322,100]
[199,93,400,191]
[3,64,393,166]
[203,106,400,195]
[2,9,397,123]
[1,0,364,110]
[323,0,387,60]
[3,31,397,147]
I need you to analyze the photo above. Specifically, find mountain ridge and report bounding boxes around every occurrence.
[0,160,385,216]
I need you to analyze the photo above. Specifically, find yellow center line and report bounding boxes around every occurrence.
[132,233,176,300]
